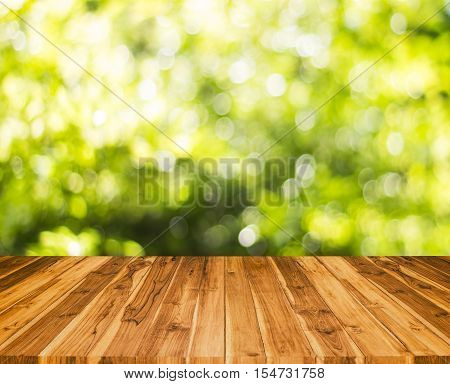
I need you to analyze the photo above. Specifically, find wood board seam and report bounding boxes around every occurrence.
[0,257,42,280]
[0,257,101,350]
[343,257,449,344]
[242,257,268,363]
[0,256,448,364]
[39,257,152,361]
[317,257,415,363]
[270,256,365,363]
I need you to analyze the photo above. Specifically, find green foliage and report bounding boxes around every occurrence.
[0,0,449,256]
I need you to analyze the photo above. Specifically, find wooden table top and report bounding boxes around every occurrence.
[0,256,448,364]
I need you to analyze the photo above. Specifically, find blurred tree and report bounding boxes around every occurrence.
[0,0,449,256]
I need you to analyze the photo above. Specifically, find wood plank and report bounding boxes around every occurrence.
[416,257,450,273]
[271,257,364,363]
[0,257,107,347]
[0,257,80,314]
[243,256,315,363]
[40,257,155,363]
[296,257,408,363]
[188,256,224,363]
[0,257,130,363]
[99,256,181,363]
[347,257,449,340]
[377,257,449,310]
[135,257,205,363]
[321,257,449,363]
[0,257,41,279]
[387,257,449,290]
[0,256,448,364]
[225,256,265,363]
[0,257,59,293]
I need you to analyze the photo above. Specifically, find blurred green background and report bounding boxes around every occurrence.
[0,0,449,256]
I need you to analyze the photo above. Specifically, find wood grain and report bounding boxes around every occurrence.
[136,257,205,363]
[225,257,265,363]
[347,257,449,340]
[0,257,59,295]
[243,257,314,363]
[271,257,363,363]
[0,257,41,279]
[0,257,129,363]
[416,257,450,273]
[0,257,107,347]
[320,257,449,363]
[379,257,449,309]
[40,257,155,363]
[295,257,408,363]
[387,257,449,290]
[100,256,181,363]
[0,257,81,314]
[188,256,224,363]
[0,256,448,364]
